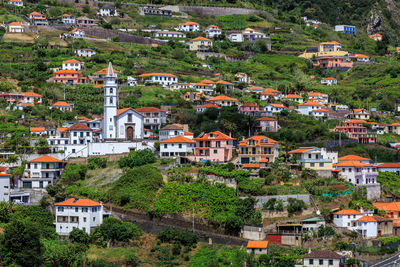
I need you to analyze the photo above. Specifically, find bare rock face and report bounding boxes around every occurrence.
[366,9,382,35]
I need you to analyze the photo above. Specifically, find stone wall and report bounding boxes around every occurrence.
[67,152,128,164]
[241,194,311,209]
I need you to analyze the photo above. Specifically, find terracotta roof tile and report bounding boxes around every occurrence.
[63,59,81,63]
[56,197,101,207]
[134,107,162,113]
[289,147,313,154]
[138,73,176,78]
[242,163,260,168]
[194,131,235,140]
[333,209,362,215]
[247,240,268,249]
[357,216,376,222]
[191,36,212,42]
[28,155,64,163]
[335,160,373,168]
[68,122,92,131]
[239,135,279,146]
[256,117,276,121]
[30,127,45,132]
[207,95,238,102]
[160,136,195,143]
[377,163,400,168]
[52,101,72,107]
[305,250,342,259]
[23,92,42,97]
[338,155,370,161]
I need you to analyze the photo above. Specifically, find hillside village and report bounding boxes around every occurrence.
[3,0,400,266]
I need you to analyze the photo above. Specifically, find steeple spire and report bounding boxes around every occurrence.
[106,62,115,77]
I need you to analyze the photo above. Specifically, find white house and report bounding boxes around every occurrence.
[263,104,285,113]
[160,136,195,157]
[306,92,329,104]
[55,197,111,235]
[61,14,75,24]
[68,122,93,145]
[0,173,10,202]
[300,250,344,267]
[67,28,85,39]
[336,161,378,185]
[296,101,323,115]
[8,0,23,6]
[196,103,220,113]
[30,127,46,136]
[97,4,118,16]
[333,209,363,230]
[356,216,377,238]
[320,77,337,86]
[260,88,282,101]
[310,108,328,118]
[159,123,193,141]
[138,73,178,87]
[175,21,199,32]
[22,155,66,189]
[127,76,138,86]
[75,48,96,57]
[376,163,400,176]
[227,31,243,42]
[51,101,73,112]
[154,31,186,38]
[23,92,42,104]
[246,241,268,255]
[205,25,222,38]
[192,82,214,95]
[62,59,83,71]
[170,83,193,90]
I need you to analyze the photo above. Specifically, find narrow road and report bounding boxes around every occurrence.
[369,253,400,267]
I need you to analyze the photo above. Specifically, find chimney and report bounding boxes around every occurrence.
[183,124,189,132]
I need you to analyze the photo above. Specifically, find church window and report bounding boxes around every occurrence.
[110,88,113,94]
[110,97,113,104]
[128,114,132,122]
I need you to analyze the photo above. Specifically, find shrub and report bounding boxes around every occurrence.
[286,198,306,215]
[87,157,107,169]
[69,228,90,244]
[93,218,142,242]
[59,164,87,185]
[118,150,156,169]
[158,228,198,247]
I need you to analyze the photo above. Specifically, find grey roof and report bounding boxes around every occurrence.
[305,250,342,259]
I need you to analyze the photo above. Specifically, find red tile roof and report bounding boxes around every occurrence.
[334,209,362,215]
[298,101,323,106]
[68,122,92,131]
[54,69,80,74]
[194,131,235,140]
[357,216,376,222]
[239,135,278,146]
[57,127,68,133]
[183,21,199,25]
[338,155,370,161]
[52,101,72,107]
[30,127,45,132]
[242,163,260,168]
[216,80,233,85]
[9,22,22,26]
[256,117,277,121]
[373,202,400,212]
[241,103,258,107]
[23,92,42,97]
[55,198,101,207]
[269,104,285,108]
[160,136,195,143]
[191,36,212,42]
[134,107,162,113]
[335,161,373,168]
[138,73,176,78]
[116,108,135,116]
[207,95,238,102]
[0,173,10,176]
[199,103,219,109]
[377,163,400,168]
[283,94,302,99]
[289,147,313,154]
[94,84,104,88]
[28,155,64,163]
[93,68,119,75]
[247,240,268,249]
[63,59,81,63]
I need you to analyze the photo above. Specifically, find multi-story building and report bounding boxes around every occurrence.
[373,202,400,227]
[320,77,337,85]
[334,120,376,144]
[138,73,177,87]
[91,67,120,85]
[296,101,323,115]
[263,104,285,114]
[76,16,96,26]
[189,36,213,51]
[335,25,356,35]
[255,117,280,133]
[376,163,400,176]
[67,28,85,38]
[7,22,24,33]
[227,31,243,42]
[192,82,214,95]
[51,101,73,112]
[0,173,10,202]
[23,92,42,104]
[154,31,186,38]
[22,155,66,189]
[196,103,220,113]
[8,0,23,7]
[55,197,111,235]
[175,21,200,32]
[333,209,363,229]
[205,25,222,38]
[62,59,83,71]
[260,88,282,101]
[314,56,354,71]
[239,103,259,116]
[385,123,400,135]
[238,135,279,164]
[191,131,235,163]
[356,216,377,238]
[306,92,329,104]
[338,154,371,163]
[347,108,370,120]
[61,14,75,24]
[75,48,96,57]
[283,94,303,103]
[134,107,166,130]
[29,11,48,26]
[289,147,337,177]
[53,70,81,85]
[301,250,345,267]
[97,4,118,16]
[160,136,195,157]
[206,95,239,107]
[159,123,192,141]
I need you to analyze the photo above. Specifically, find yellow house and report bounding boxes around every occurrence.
[189,36,213,51]
[7,22,24,33]
[299,41,348,59]
[289,147,337,177]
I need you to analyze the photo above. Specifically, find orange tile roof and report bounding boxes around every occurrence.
[247,240,268,249]
[289,148,313,154]
[373,202,400,212]
[52,101,72,107]
[369,33,382,38]
[191,36,212,42]
[28,155,64,163]
[0,167,7,172]
[312,108,329,112]
[70,28,84,33]
[241,103,258,107]
[239,135,279,146]
[199,103,220,108]
[56,198,101,207]
[54,69,80,74]
[307,92,325,97]
[160,136,195,143]
[261,88,281,95]
[345,120,367,124]
[357,216,376,222]
[0,173,10,176]
[93,84,104,89]
[334,209,362,215]
[30,127,45,132]
[338,155,370,161]
[68,122,92,131]
[134,107,162,113]
[352,108,364,113]
[57,127,68,133]
[259,158,269,163]
[138,73,176,78]
[298,101,323,106]
[200,79,216,84]
[9,22,21,26]
[63,59,81,63]
[207,95,238,102]
[269,104,285,108]
[62,14,73,17]
[377,163,400,168]
[389,123,400,126]
[30,11,43,16]
[256,117,276,121]
[283,94,302,99]
[242,163,260,168]
[23,92,42,97]
[335,160,373,168]
[92,68,119,75]
[320,41,341,45]
[322,77,336,80]
[194,131,235,140]
[184,21,199,25]
[354,54,368,58]
[216,80,233,85]
[184,131,193,135]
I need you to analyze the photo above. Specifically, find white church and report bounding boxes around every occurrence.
[47,62,154,158]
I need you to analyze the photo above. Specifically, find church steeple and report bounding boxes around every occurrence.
[102,62,117,140]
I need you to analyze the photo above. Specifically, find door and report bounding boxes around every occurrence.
[126,126,134,140]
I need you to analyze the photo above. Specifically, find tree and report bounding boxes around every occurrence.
[70,228,90,244]
[1,219,43,267]
[118,149,156,169]
[286,198,305,215]
[59,164,87,185]
[92,218,142,243]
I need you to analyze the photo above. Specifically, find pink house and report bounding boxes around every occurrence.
[191,131,235,163]
[239,103,260,116]
[54,70,81,85]
[256,117,280,133]
[334,120,376,144]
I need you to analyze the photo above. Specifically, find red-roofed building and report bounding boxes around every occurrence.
[23,92,42,104]
[138,73,177,87]
[190,131,235,163]
[8,0,23,7]
[7,21,24,33]
[239,103,259,116]
[176,21,200,32]
[377,163,400,176]
[334,120,376,144]
[61,14,75,24]
[346,108,370,120]
[62,59,83,71]
[189,36,213,51]
[260,88,282,101]
[333,209,363,230]
[160,136,196,157]
[159,123,192,141]
[357,216,378,238]
[350,53,370,62]
[30,127,46,136]
[51,101,73,112]
[263,103,286,114]
[23,155,66,189]
[369,33,382,41]
[196,103,220,113]
[67,28,85,38]
[306,92,329,104]
[134,107,166,130]
[386,123,400,135]
[206,95,239,107]
[255,117,280,133]
[289,147,337,177]
[338,155,370,163]
[205,25,222,38]
[314,56,353,71]
[246,241,268,254]
[55,197,111,235]
[283,94,303,103]
[320,77,337,86]
[296,100,324,116]
[238,135,279,164]
[54,69,81,85]
[29,11,48,25]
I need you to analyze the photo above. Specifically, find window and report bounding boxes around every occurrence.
[319,163,324,167]
[83,217,87,222]
[74,132,77,137]
[93,217,96,222]
[58,207,64,212]
[179,144,182,149]
[82,208,88,212]
[329,260,333,265]
[319,259,323,265]
[310,163,315,167]
[128,114,132,122]
[309,259,314,265]
[214,149,218,154]
[86,132,90,136]
[75,207,79,212]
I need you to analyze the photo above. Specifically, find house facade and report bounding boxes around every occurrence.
[255,117,280,133]
[206,95,239,107]
[206,25,222,38]
[189,36,213,51]
[7,22,24,33]
[23,92,42,104]
[334,120,376,144]
[0,173,10,202]
[335,25,356,35]
[51,101,73,112]
[191,131,235,163]
[159,123,192,141]
[289,147,337,177]
[62,59,83,71]
[8,0,23,7]
[154,31,186,38]
[139,73,177,87]
[61,14,75,24]
[176,21,200,31]
[300,250,345,267]
[239,135,279,164]
[246,241,268,255]
[134,107,166,130]
[75,49,96,57]
[160,136,195,157]
[320,77,337,85]
[53,70,81,85]
[296,101,323,115]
